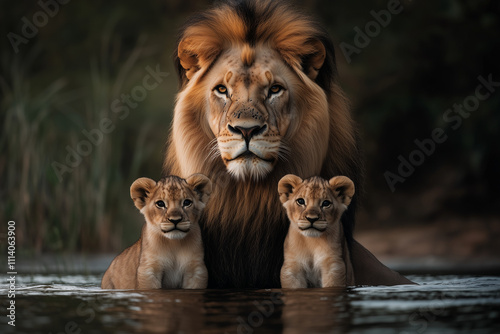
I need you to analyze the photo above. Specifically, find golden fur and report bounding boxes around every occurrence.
[101,174,211,290]
[163,0,386,288]
[278,174,355,288]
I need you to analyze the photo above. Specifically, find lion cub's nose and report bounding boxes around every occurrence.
[306,216,319,224]
[168,217,183,224]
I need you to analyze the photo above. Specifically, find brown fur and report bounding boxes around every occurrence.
[279,175,355,288]
[164,0,410,288]
[101,175,211,290]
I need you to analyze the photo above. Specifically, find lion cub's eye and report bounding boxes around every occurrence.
[268,85,283,96]
[321,200,332,208]
[183,199,193,207]
[155,200,166,208]
[296,198,305,206]
[214,85,228,96]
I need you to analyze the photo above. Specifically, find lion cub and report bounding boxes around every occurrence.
[101,174,211,290]
[278,174,355,288]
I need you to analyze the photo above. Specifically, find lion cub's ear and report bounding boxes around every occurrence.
[328,176,355,207]
[130,178,157,210]
[185,173,212,205]
[278,174,303,204]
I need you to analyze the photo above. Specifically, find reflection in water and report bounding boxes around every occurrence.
[1,275,499,333]
[101,290,206,333]
[281,288,351,334]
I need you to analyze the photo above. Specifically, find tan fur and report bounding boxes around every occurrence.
[101,174,211,290]
[164,0,411,288]
[279,175,355,288]
[241,44,255,67]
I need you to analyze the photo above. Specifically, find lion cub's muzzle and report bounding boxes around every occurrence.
[297,216,327,232]
[160,217,191,234]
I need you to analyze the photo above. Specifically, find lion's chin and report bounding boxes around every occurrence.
[225,157,274,181]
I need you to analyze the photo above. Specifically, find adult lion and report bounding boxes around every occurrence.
[163,0,412,288]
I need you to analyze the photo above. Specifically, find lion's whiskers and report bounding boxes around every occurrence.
[205,138,221,163]
[278,141,292,163]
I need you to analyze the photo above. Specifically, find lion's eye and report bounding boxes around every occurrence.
[214,85,228,95]
[296,198,305,206]
[156,200,166,208]
[183,199,193,207]
[268,85,283,96]
[321,200,332,208]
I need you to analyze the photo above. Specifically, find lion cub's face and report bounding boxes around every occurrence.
[278,175,355,238]
[130,174,212,240]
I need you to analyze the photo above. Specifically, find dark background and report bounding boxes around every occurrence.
[1,0,499,263]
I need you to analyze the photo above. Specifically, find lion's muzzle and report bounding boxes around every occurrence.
[228,124,267,146]
[218,119,281,180]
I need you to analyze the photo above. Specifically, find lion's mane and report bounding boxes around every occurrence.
[164,0,363,288]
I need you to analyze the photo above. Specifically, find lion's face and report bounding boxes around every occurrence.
[278,175,355,238]
[204,46,297,180]
[130,174,212,240]
[173,9,333,182]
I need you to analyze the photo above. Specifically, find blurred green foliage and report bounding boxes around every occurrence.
[1,0,499,253]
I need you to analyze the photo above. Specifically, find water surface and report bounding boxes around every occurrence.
[1,274,499,333]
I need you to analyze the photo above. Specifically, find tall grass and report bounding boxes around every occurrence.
[1,49,68,252]
[0,27,173,254]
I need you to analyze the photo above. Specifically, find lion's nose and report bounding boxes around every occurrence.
[306,216,319,224]
[228,124,267,143]
[168,217,183,225]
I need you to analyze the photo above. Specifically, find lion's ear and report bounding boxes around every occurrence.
[185,173,212,205]
[328,176,355,207]
[177,38,200,81]
[177,28,223,82]
[301,39,326,81]
[278,174,303,204]
[278,38,326,81]
[130,178,157,210]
